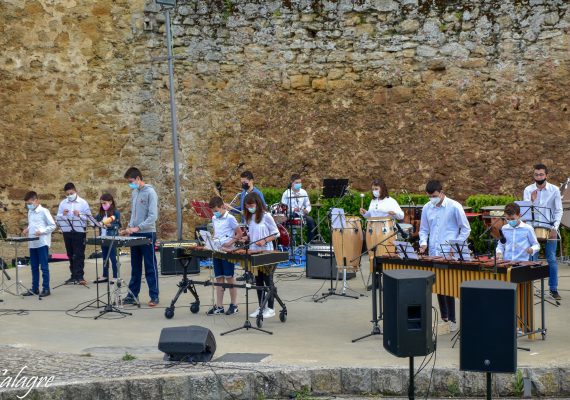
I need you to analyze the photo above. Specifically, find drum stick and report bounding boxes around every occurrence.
[360,193,365,209]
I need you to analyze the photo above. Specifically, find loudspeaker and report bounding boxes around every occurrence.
[160,241,201,275]
[305,243,355,279]
[383,269,435,357]
[158,325,216,362]
[460,280,517,373]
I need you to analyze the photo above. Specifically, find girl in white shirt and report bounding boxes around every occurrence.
[359,179,404,220]
[243,192,279,318]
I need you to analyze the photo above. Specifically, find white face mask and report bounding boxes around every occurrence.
[372,190,380,198]
[67,194,77,202]
[429,196,440,206]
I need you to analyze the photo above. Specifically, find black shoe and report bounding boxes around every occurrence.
[122,296,138,305]
[40,290,51,298]
[22,289,39,297]
[65,278,77,285]
[236,274,246,282]
[550,291,562,301]
[93,277,108,284]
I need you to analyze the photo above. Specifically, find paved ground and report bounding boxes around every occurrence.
[0,249,569,381]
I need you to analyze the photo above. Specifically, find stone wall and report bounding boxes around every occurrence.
[1,0,569,238]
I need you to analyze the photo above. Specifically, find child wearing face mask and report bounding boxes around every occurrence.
[496,202,540,262]
[93,193,121,284]
[206,196,243,316]
[359,179,404,219]
[242,192,280,319]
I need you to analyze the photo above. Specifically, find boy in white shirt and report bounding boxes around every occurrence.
[496,203,540,262]
[206,196,243,315]
[23,191,56,297]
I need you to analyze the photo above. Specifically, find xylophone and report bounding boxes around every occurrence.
[86,236,151,247]
[375,256,548,339]
[184,247,288,274]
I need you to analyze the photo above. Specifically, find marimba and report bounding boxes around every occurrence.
[375,256,548,339]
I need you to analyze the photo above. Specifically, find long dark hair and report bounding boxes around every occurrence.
[371,179,389,200]
[243,192,266,224]
[98,193,117,217]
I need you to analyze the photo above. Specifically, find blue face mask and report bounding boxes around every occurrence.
[429,196,440,206]
[247,207,256,213]
[128,182,138,190]
[507,220,518,228]
[293,183,302,190]
[26,204,35,210]
[213,211,222,218]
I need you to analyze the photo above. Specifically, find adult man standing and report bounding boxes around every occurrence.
[523,163,563,300]
[419,180,471,332]
[57,182,91,285]
[121,167,160,307]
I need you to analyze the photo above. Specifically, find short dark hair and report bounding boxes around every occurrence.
[124,167,143,180]
[425,180,443,194]
[290,173,301,182]
[240,171,254,180]
[63,182,76,192]
[533,163,548,174]
[24,191,38,201]
[208,196,224,209]
[504,202,521,216]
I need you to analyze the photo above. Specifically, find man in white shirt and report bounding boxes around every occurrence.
[23,191,56,297]
[281,174,316,243]
[419,180,471,332]
[56,182,91,285]
[523,163,563,300]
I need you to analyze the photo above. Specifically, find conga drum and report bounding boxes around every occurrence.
[331,216,363,270]
[365,217,396,258]
[481,205,506,239]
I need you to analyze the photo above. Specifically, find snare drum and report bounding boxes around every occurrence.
[534,227,551,241]
[270,203,287,224]
[365,217,395,258]
[481,205,506,239]
[331,216,363,270]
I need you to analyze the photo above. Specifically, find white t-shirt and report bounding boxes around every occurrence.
[246,212,280,251]
[364,197,404,220]
[212,211,239,246]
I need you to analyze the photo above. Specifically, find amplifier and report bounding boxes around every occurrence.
[306,242,355,280]
[160,241,201,275]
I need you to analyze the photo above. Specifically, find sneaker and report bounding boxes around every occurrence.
[22,289,39,297]
[449,321,458,332]
[148,298,159,307]
[550,291,562,301]
[263,308,275,318]
[109,279,116,285]
[225,304,239,315]
[207,306,225,315]
[122,296,138,305]
[249,307,261,318]
[39,290,51,298]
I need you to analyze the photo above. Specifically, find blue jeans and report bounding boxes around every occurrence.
[101,245,117,278]
[128,232,159,299]
[29,246,50,291]
[532,239,558,291]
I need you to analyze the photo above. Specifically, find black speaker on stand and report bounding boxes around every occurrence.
[460,280,517,400]
[158,325,216,362]
[383,269,435,400]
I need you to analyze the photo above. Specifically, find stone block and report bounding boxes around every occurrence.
[400,19,420,34]
[341,368,372,394]
[310,369,342,395]
[372,368,405,395]
[312,77,327,90]
[290,74,310,88]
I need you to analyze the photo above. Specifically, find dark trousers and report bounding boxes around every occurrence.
[305,215,316,243]
[437,294,456,323]
[63,232,86,280]
[128,232,159,300]
[255,271,274,309]
[101,245,117,278]
[29,245,50,291]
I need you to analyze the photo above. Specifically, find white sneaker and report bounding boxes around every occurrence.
[263,308,275,318]
[449,321,458,332]
[249,307,261,318]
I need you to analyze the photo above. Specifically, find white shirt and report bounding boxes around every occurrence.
[281,188,311,214]
[27,205,56,249]
[523,182,563,230]
[56,195,91,233]
[496,221,540,262]
[363,197,404,220]
[212,211,239,246]
[246,212,280,251]
[419,196,471,256]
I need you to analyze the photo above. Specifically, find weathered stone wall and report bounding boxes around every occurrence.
[1,0,569,238]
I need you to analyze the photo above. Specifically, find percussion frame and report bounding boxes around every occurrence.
[1,238,32,297]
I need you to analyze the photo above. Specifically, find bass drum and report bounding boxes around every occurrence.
[277,223,290,247]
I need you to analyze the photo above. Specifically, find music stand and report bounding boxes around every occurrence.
[394,241,419,260]
[323,178,349,198]
[2,236,38,296]
[53,216,90,289]
[440,241,471,262]
[191,200,214,219]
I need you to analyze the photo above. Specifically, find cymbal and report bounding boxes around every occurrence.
[313,203,323,208]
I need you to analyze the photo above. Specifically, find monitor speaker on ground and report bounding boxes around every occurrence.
[305,242,355,280]
[160,241,200,275]
[158,325,216,362]
[383,269,435,358]
[460,280,517,373]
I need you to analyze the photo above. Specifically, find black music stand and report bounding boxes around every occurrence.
[53,216,90,289]
[85,215,104,309]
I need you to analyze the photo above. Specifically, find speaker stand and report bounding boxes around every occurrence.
[486,372,492,400]
[408,357,415,400]
[352,257,383,342]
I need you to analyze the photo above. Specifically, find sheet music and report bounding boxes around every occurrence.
[199,231,225,252]
[515,201,533,222]
[331,208,347,229]
[394,241,418,259]
[444,240,471,261]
